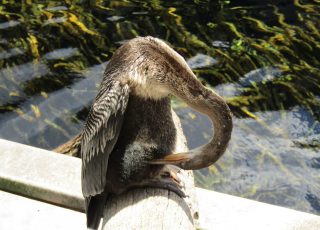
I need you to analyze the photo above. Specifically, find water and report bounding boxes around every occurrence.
[0,0,319,215]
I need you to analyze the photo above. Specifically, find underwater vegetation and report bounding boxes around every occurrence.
[0,0,319,214]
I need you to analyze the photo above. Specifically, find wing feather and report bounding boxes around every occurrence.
[81,80,130,197]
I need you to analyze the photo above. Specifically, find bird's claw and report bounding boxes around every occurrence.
[130,165,186,198]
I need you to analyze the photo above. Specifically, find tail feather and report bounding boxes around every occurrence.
[86,193,108,230]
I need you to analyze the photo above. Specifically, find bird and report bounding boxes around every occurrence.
[80,36,233,230]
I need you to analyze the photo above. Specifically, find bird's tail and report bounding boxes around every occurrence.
[86,192,108,230]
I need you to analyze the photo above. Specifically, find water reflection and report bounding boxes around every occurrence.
[42,48,79,60]
[0,48,25,59]
[214,66,282,97]
[187,53,218,69]
[0,62,106,148]
[177,105,320,213]
[43,17,68,26]
[0,20,20,29]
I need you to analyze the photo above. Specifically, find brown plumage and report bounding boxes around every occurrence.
[80,36,233,229]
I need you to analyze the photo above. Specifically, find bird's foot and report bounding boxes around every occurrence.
[130,165,186,198]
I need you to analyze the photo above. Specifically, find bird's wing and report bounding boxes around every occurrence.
[81,79,130,197]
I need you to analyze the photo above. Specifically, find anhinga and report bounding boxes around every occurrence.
[81,36,233,229]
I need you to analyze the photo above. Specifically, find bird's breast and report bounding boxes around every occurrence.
[107,95,177,187]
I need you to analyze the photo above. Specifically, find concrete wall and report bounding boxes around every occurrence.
[0,139,319,230]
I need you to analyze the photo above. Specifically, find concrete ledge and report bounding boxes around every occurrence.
[0,138,319,230]
[0,139,83,211]
[197,188,320,230]
[0,190,85,230]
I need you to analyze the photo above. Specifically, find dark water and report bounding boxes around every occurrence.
[0,1,319,214]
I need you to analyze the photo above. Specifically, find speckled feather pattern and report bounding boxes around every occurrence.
[80,36,232,229]
[81,79,130,196]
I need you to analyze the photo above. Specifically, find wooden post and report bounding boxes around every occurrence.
[54,111,199,229]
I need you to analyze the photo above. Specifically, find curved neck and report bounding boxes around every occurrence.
[117,36,233,170]
[169,74,233,170]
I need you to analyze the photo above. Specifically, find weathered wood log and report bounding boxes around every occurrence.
[53,134,81,158]
[54,110,199,229]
